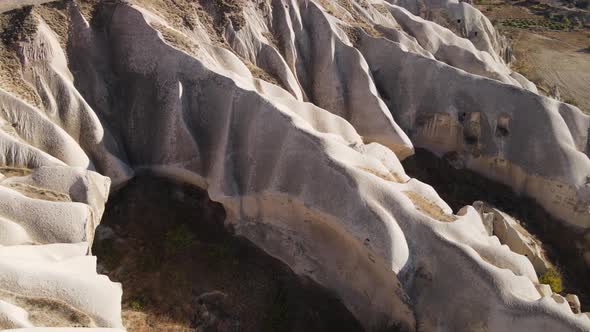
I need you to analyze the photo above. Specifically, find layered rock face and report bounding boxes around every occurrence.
[0,0,589,331]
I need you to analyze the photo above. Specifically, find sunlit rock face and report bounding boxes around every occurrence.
[0,0,589,331]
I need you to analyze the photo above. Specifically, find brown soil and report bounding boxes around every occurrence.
[0,6,43,108]
[509,29,590,112]
[94,175,364,332]
[476,0,590,113]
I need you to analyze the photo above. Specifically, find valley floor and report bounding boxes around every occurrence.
[477,0,590,113]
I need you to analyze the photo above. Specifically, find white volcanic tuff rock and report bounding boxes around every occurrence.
[0,243,123,328]
[60,2,590,330]
[382,3,535,90]
[17,19,133,187]
[222,0,415,159]
[356,30,590,228]
[0,33,122,327]
[0,186,90,244]
[473,201,552,275]
[0,166,123,328]
[0,299,34,328]
[1,166,111,217]
[388,0,512,62]
[0,165,111,245]
[1,0,589,331]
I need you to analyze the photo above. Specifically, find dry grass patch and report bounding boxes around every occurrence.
[317,0,383,44]
[358,166,403,183]
[134,0,197,31]
[0,7,42,108]
[151,22,197,55]
[34,2,69,48]
[372,3,390,17]
[213,0,246,31]
[74,0,98,23]
[0,288,93,327]
[4,182,71,202]
[0,166,32,178]
[262,31,279,49]
[244,61,281,86]
[403,190,457,222]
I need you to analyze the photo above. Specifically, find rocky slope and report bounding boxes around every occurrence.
[0,0,589,331]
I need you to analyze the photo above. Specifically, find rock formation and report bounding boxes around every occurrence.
[0,0,588,331]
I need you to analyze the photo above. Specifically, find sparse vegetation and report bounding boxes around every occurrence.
[0,166,32,177]
[357,166,403,183]
[501,18,571,30]
[262,31,279,49]
[319,0,383,39]
[539,268,563,293]
[0,6,43,107]
[403,150,589,303]
[151,22,197,55]
[128,293,150,311]
[244,61,282,86]
[0,289,92,327]
[4,182,72,202]
[0,6,37,46]
[74,0,99,22]
[165,223,196,252]
[214,0,245,31]
[94,176,364,331]
[403,191,457,222]
[33,2,69,48]
[564,97,579,106]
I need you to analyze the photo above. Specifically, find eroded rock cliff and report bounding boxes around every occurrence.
[0,0,589,331]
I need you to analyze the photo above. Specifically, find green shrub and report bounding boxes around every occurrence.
[129,300,143,311]
[562,17,571,25]
[128,293,150,311]
[165,224,195,252]
[539,268,563,293]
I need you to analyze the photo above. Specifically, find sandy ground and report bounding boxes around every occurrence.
[510,29,590,113]
[477,1,590,114]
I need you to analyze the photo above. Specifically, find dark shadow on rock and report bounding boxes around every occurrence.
[93,174,365,332]
[402,148,590,311]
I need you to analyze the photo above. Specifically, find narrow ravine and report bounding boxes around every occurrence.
[92,174,366,332]
[402,149,590,310]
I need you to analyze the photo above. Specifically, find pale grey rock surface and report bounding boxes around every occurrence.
[473,201,553,275]
[0,0,588,331]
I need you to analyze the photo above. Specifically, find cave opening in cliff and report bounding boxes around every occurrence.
[402,149,590,311]
[92,175,365,331]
